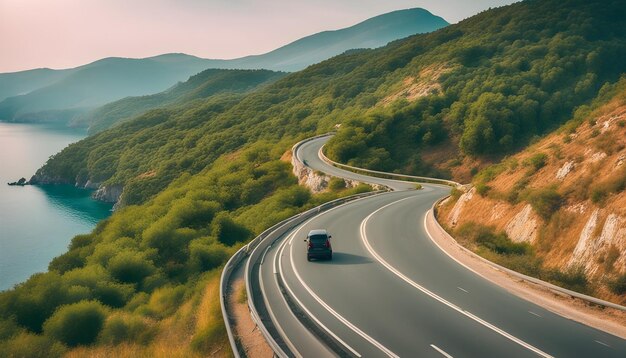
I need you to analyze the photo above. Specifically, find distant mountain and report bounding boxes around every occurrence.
[0,68,76,102]
[0,8,447,125]
[81,69,286,133]
[220,8,449,72]
[0,54,213,123]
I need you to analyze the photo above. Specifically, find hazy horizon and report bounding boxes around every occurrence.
[0,0,518,73]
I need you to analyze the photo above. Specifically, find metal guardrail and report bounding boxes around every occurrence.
[315,134,462,188]
[220,133,385,357]
[427,196,626,312]
[245,191,381,357]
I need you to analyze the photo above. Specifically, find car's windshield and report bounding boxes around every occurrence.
[309,234,328,243]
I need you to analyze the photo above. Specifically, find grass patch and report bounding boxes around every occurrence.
[236,286,247,305]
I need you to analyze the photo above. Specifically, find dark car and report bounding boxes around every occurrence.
[304,229,332,261]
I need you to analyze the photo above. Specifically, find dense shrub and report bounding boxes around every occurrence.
[0,332,67,358]
[527,187,563,220]
[608,274,626,295]
[526,153,548,171]
[456,223,531,255]
[43,300,107,347]
[328,177,347,191]
[543,267,590,294]
[98,313,155,345]
[107,252,157,284]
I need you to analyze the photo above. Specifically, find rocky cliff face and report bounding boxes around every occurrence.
[92,185,124,207]
[287,143,383,193]
[438,98,626,302]
[291,153,331,193]
[30,168,124,208]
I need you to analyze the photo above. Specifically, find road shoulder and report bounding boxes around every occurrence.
[425,209,626,340]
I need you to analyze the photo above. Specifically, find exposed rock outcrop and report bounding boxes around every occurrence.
[505,204,538,243]
[569,211,626,275]
[447,187,475,227]
[92,185,123,205]
[568,209,600,270]
[292,155,331,193]
[556,161,575,180]
[82,180,101,190]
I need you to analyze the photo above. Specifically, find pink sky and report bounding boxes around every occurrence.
[0,0,517,73]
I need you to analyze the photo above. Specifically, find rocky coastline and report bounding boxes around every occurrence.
[14,170,124,209]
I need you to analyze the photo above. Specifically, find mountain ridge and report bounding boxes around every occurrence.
[0,8,448,124]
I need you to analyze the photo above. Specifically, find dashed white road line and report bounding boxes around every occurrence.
[595,340,611,348]
[457,287,469,293]
[430,344,454,358]
[360,196,554,358]
[528,311,542,318]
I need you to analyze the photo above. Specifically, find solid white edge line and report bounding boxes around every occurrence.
[430,344,454,358]
[261,245,271,265]
[259,261,302,357]
[276,229,363,358]
[360,196,554,358]
[423,208,501,285]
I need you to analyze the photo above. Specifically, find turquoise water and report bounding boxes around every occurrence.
[0,122,112,291]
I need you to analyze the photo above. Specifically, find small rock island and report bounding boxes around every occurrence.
[7,178,28,186]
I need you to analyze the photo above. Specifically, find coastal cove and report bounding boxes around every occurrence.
[0,122,112,290]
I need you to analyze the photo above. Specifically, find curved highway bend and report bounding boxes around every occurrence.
[256,136,626,357]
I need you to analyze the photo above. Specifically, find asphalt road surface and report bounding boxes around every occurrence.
[255,136,625,357]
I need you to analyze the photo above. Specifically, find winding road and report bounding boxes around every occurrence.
[252,136,625,357]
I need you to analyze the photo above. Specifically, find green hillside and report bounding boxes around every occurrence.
[79,69,286,133]
[1,0,625,356]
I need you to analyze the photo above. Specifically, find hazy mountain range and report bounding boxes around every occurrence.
[0,8,448,125]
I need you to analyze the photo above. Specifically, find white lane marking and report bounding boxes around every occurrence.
[595,340,611,348]
[259,261,302,357]
[260,245,271,265]
[528,311,542,318]
[276,230,363,357]
[423,209,503,283]
[430,344,454,358]
[361,197,554,358]
[283,230,398,358]
[457,287,469,293]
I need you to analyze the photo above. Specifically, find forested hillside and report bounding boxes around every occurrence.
[1,0,625,356]
[324,0,625,181]
[438,77,626,303]
[79,69,286,133]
